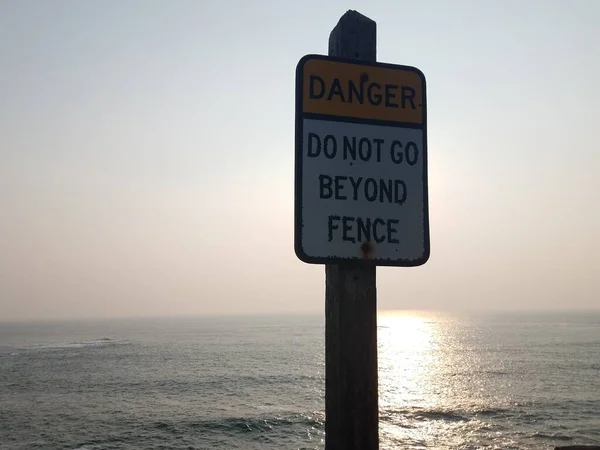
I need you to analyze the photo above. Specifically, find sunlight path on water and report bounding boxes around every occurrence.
[377,311,513,449]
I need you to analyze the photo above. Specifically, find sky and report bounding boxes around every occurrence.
[0,0,599,321]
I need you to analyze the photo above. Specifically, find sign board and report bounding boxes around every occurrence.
[294,54,429,266]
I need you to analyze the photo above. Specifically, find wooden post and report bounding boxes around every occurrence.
[325,11,379,450]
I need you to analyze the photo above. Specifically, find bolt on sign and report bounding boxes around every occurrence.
[294,55,430,266]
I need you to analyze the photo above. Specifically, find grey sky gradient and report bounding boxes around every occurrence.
[1,0,599,320]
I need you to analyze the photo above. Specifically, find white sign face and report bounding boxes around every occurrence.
[295,55,429,266]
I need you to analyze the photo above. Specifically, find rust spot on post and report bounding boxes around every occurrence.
[360,241,375,259]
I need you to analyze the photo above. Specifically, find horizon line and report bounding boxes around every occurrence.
[2,307,600,324]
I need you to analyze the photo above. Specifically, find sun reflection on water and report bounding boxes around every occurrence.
[378,310,442,411]
[377,310,461,449]
[374,310,589,449]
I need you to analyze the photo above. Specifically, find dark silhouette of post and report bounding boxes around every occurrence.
[325,11,379,450]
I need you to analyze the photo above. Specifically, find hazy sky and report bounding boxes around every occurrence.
[1,0,599,321]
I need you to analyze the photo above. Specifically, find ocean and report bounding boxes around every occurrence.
[0,311,599,449]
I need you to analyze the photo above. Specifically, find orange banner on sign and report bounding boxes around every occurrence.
[301,58,424,124]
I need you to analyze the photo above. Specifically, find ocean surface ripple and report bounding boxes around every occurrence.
[1,312,599,449]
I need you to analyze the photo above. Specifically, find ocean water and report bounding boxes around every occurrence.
[0,311,599,449]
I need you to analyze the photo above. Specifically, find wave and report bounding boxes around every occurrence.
[25,338,120,351]
[380,406,515,425]
[531,432,573,441]
[150,412,324,437]
[66,414,324,450]
[381,407,469,423]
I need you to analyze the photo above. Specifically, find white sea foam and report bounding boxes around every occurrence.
[28,338,117,351]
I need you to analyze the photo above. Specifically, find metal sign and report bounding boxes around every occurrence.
[294,54,429,266]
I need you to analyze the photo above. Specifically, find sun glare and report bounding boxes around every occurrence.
[377,310,447,447]
[378,311,441,410]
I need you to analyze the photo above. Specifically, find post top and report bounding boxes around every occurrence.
[337,10,375,26]
[328,10,377,61]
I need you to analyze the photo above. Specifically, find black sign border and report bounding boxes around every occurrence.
[295,54,430,267]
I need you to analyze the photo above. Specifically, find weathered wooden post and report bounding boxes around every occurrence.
[325,13,378,450]
[294,9,429,450]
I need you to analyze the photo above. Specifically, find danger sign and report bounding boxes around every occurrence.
[294,55,430,266]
